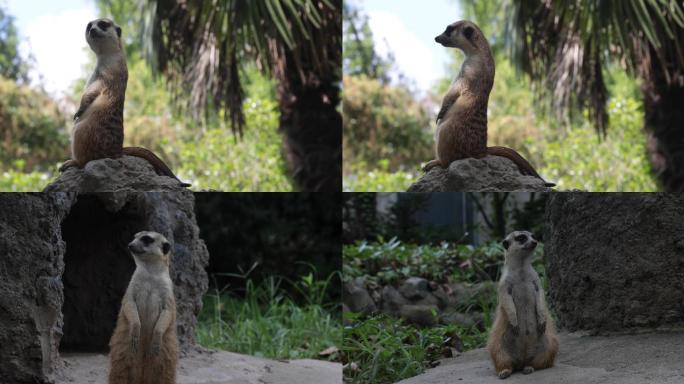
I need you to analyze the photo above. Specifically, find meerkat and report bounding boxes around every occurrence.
[424,20,554,187]
[487,231,558,379]
[109,231,178,384]
[60,18,190,187]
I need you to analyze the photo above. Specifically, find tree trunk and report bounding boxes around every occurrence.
[277,0,342,192]
[642,49,684,192]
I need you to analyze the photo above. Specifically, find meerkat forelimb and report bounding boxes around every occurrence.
[425,20,555,187]
[109,231,178,384]
[486,231,559,379]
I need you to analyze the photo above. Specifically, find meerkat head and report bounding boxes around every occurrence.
[435,20,483,54]
[502,230,538,262]
[128,231,171,266]
[85,18,122,55]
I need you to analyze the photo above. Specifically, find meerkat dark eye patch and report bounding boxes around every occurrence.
[162,242,171,255]
[115,26,122,38]
[86,22,92,33]
[515,234,527,243]
[97,20,110,30]
[463,26,474,40]
[445,26,455,35]
[502,239,510,250]
[140,235,154,245]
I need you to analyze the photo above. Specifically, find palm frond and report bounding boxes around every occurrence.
[507,0,684,135]
[140,0,340,135]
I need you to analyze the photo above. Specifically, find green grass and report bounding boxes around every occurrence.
[196,276,341,360]
[343,310,493,384]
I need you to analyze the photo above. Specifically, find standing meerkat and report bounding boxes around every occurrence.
[109,231,178,384]
[60,18,189,187]
[487,230,558,379]
[425,20,554,187]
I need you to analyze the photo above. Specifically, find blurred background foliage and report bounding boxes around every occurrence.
[0,0,326,191]
[342,0,658,192]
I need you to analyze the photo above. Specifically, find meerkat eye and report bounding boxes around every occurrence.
[445,26,455,35]
[463,26,474,40]
[502,239,510,250]
[162,242,171,255]
[97,20,111,30]
[86,22,92,33]
[140,235,154,245]
[515,234,527,243]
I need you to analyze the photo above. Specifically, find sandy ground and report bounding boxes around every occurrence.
[397,332,684,384]
[56,349,342,384]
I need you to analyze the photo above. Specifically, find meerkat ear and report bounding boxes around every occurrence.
[115,26,122,38]
[162,242,171,255]
[502,239,510,250]
[463,26,474,40]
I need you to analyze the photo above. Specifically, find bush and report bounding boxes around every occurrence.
[343,75,432,173]
[0,76,69,171]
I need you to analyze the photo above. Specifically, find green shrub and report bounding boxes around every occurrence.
[0,76,69,171]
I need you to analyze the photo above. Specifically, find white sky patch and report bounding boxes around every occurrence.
[367,10,437,93]
[20,8,97,97]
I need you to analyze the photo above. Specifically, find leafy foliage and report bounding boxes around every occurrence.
[342,1,393,82]
[343,239,545,285]
[196,275,341,360]
[343,75,432,173]
[508,0,684,135]
[0,77,69,171]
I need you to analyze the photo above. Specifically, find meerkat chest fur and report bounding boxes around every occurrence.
[128,265,173,334]
[501,264,542,338]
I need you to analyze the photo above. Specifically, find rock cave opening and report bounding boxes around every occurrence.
[59,195,147,352]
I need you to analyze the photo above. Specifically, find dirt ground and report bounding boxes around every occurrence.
[397,331,684,384]
[56,349,341,384]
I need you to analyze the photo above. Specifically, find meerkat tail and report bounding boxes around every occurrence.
[122,147,191,187]
[486,146,555,187]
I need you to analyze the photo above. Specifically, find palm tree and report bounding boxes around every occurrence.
[507,0,684,191]
[141,0,341,192]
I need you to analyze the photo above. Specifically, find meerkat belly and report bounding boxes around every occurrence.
[441,95,488,158]
[504,282,540,361]
[72,98,124,164]
[133,281,163,344]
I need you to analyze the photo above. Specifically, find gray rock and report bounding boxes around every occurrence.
[343,278,376,314]
[45,156,188,192]
[408,156,552,192]
[380,285,410,315]
[399,305,440,327]
[545,193,684,332]
[398,277,430,300]
[0,191,208,382]
[397,332,684,384]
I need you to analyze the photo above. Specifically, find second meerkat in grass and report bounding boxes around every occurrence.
[425,20,554,187]
[487,231,558,379]
[60,18,189,187]
[109,231,178,384]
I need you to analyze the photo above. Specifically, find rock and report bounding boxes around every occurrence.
[45,156,188,192]
[398,277,430,300]
[399,305,440,327]
[397,332,684,384]
[545,194,684,332]
[408,156,552,192]
[380,285,410,316]
[343,277,377,314]
[440,311,484,330]
[0,192,208,382]
[440,282,496,310]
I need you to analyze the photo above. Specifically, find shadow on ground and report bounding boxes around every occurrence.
[398,332,684,384]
